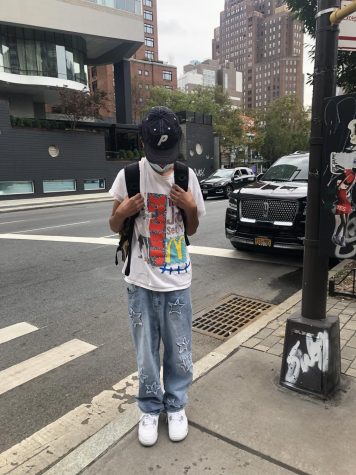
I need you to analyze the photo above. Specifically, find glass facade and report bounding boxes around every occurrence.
[86,0,141,14]
[43,179,76,193]
[0,26,87,85]
[84,179,106,190]
[0,181,34,195]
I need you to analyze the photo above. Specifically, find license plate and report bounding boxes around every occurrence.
[255,237,272,247]
[202,190,208,194]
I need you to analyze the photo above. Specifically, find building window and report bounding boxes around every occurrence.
[92,80,98,91]
[43,179,76,193]
[145,51,154,61]
[91,66,97,78]
[138,69,142,75]
[0,181,34,196]
[144,70,149,76]
[144,10,153,20]
[144,24,154,34]
[143,0,152,5]
[145,38,154,47]
[84,179,106,191]
[0,25,88,85]
[163,71,172,81]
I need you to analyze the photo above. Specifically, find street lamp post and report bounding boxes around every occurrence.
[279,0,342,398]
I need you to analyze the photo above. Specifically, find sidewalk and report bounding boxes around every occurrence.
[3,195,355,474]
[44,262,356,475]
[0,192,112,213]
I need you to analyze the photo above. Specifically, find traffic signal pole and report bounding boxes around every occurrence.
[280,0,342,398]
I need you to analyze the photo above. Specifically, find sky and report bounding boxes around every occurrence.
[157,0,314,107]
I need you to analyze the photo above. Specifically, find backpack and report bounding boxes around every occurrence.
[115,161,190,276]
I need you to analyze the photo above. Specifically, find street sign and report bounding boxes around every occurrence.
[338,1,356,50]
[320,93,356,258]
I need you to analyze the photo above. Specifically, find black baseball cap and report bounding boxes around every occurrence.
[140,106,182,165]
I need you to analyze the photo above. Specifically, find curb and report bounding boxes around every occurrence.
[43,287,305,475]
[0,197,112,214]
[44,260,351,474]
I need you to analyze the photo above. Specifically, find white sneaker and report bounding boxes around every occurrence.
[167,409,188,442]
[138,413,159,446]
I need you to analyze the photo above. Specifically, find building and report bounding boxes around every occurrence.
[0,0,143,119]
[214,0,304,109]
[0,0,144,198]
[88,0,177,124]
[178,59,243,107]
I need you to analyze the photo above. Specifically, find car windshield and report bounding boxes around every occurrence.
[263,155,309,182]
[207,169,234,179]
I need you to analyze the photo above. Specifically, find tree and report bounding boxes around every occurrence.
[256,95,310,163]
[57,87,108,129]
[286,0,356,93]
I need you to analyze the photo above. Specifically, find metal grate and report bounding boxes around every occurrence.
[192,294,273,340]
[241,199,298,222]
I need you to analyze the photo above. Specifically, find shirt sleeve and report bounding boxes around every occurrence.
[188,168,206,218]
[109,169,127,203]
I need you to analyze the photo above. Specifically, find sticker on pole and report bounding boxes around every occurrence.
[320,94,356,259]
[338,1,356,51]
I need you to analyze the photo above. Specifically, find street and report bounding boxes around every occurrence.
[0,199,302,454]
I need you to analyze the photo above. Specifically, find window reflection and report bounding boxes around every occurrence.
[0,26,88,85]
[86,0,141,14]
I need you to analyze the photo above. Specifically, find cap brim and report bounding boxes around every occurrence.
[144,142,180,165]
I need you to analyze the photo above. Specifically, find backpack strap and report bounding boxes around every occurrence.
[174,161,190,246]
[115,162,140,276]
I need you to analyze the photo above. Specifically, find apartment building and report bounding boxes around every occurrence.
[0,0,143,118]
[88,0,177,124]
[179,59,243,107]
[0,0,144,198]
[214,0,304,109]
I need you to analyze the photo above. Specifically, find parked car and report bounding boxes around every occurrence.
[200,167,255,200]
[225,153,309,251]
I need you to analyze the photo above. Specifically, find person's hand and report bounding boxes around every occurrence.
[116,193,144,219]
[170,185,197,212]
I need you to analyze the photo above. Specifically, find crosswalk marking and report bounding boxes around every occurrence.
[0,339,97,396]
[0,233,302,267]
[0,322,39,345]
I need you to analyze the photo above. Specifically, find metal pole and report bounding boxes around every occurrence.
[301,0,340,321]
[280,0,342,398]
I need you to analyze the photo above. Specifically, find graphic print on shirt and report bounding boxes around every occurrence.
[137,192,188,272]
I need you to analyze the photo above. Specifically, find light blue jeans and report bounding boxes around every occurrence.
[127,284,193,414]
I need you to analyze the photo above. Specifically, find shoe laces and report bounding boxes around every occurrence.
[168,410,184,422]
[140,414,158,427]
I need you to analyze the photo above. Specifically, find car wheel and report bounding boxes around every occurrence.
[226,185,233,197]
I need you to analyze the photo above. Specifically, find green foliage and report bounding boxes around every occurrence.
[57,87,109,129]
[126,150,134,160]
[255,95,310,163]
[286,0,356,93]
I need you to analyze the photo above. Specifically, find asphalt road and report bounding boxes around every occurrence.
[0,198,302,452]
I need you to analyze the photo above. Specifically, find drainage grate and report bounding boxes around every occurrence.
[192,294,273,340]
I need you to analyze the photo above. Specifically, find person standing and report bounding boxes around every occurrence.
[109,106,206,446]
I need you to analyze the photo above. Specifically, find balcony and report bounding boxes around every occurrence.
[85,0,141,14]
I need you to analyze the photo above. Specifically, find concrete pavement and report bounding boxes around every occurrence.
[2,195,355,474]
[38,260,356,475]
[78,278,356,475]
[0,192,112,213]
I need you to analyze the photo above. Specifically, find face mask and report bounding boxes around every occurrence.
[149,162,174,173]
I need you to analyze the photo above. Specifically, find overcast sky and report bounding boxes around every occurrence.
[157,0,314,107]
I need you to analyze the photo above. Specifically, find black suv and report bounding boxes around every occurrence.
[200,167,255,200]
[225,153,308,251]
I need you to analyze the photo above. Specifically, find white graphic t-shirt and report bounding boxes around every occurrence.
[109,157,206,291]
